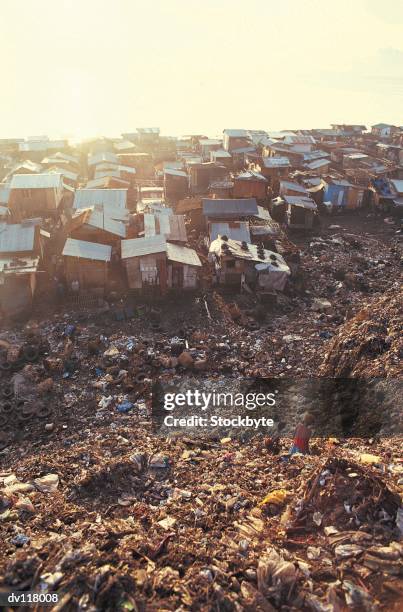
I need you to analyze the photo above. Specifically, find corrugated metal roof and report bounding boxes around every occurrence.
[75,208,127,238]
[94,169,122,180]
[303,151,330,161]
[223,129,248,137]
[231,147,256,154]
[212,149,232,158]
[10,173,63,189]
[114,140,136,151]
[283,196,317,210]
[305,159,330,170]
[164,168,187,177]
[280,181,307,194]
[19,141,48,152]
[121,235,167,259]
[48,167,78,181]
[54,151,79,164]
[88,152,118,167]
[262,157,290,168]
[142,213,187,242]
[86,176,130,189]
[283,135,316,145]
[209,222,251,243]
[74,189,128,210]
[209,237,289,271]
[62,238,111,262]
[137,128,160,134]
[8,161,43,175]
[0,223,35,253]
[200,139,222,146]
[166,243,201,267]
[202,198,258,217]
[235,171,267,182]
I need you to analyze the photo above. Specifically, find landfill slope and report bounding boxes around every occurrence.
[320,288,402,378]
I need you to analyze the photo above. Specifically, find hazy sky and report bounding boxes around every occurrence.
[1,0,402,139]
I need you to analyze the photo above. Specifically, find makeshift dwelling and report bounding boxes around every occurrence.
[202,198,258,223]
[233,171,268,200]
[121,235,201,293]
[164,168,188,202]
[283,134,315,153]
[210,149,232,168]
[304,158,330,175]
[258,157,291,182]
[209,221,251,244]
[199,139,222,161]
[323,180,364,210]
[223,129,251,152]
[62,238,112,292]
[0,222,44,316]
[73,188,128,211]
[8,173,64,220]
[286,196,317,229]
[279,180,308,197]
[138,212,187,242]
[66,207,126,245]
[209,236,290,291]
[188,162,227,194]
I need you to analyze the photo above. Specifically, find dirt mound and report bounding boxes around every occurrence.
[320,288,402,378]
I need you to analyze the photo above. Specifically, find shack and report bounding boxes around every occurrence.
[209,236,290,291]
[188,163,227,194]
[62,238,112,292]
[121,235,201,293]
[272,195,317,229]
[279,180,308,198]
[233,171,268,200]
[8,173,64,221]
[209,221,251,244]
[73,188,128,212]
[258,157,291,183]
[202,198,258,224]
[66,207,126,245]
[323,180,364,210]
[132,212,187,244]
[164,168,188,202]
[0,222,44,317]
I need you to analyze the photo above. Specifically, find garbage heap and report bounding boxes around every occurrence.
[320,287,402,378]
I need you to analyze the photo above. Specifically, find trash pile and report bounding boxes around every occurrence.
[320,287,402,378]
[0,214,401,610]
[0,435,402,610]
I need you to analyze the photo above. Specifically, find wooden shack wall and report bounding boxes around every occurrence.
[9,187,61,220]
[64,257,108,289]
[233,180,266,200]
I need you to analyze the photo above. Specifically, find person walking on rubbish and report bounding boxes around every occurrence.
[289,412,314,455]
